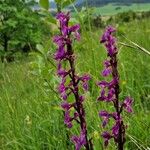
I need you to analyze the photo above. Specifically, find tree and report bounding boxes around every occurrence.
[0,0,45,62]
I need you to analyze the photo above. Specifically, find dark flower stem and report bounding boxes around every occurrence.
[66,38,90,150]
[111,55,125,150]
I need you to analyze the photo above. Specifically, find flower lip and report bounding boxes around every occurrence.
[99,110,111,127]
[122,97,133,113]
[71,130,86,150]
[101,131,112,147]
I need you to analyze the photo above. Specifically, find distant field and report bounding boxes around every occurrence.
[94,3,150,15]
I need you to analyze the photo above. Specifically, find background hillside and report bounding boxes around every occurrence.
[49,0,150,9]
[75,0,150,7]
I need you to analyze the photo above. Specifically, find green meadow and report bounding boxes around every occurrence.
[94,3,150,16]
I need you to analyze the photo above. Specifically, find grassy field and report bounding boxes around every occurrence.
[94,3,150,16]
[0,17,150,150]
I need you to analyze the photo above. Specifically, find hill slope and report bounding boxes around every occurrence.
[75,0,150,7]
[48,0,150,9]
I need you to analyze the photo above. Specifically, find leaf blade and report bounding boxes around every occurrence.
[39,0,49,10]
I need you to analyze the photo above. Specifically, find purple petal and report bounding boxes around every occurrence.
[69,24,80,32]
[81,74,91,91]
[100,26,117,56]
[64,111,72,128]
[107,88,115,101]
[58,79,68,100]
[61,102,72,110]
[101,131,112,147]
[99,110,110,127]
[97,80,109,88]
[62,26,68,36]
[57,63,68,77]
[123,97,133,113]
[112,122,120,137]
[108,77,119,88]
[81,74,91,81]
[97,89,106,101]
[99,110,109,117]
[102,68,112,77]
[79,95,85,102]
[75,31,80,41]
[82,82,88,91]
[71,131,86,150]
[107,26,116,33]
[53,35,64,46]
[104,60,111,68]
[54,45,66,60]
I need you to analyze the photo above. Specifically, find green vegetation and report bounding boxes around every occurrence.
[0,0,50,62]
[0,16,150,149]
[0,0,150,149]
[75,0,150,8]
[94,3,150,15]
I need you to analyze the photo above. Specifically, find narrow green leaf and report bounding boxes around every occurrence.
[62,0,76,8]
[55,0,62,4]
[39,0,49,10]
[46,15,56,24]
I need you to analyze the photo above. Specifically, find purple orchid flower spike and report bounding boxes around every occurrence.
[97,26,133,150]
[53,12,92,150]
